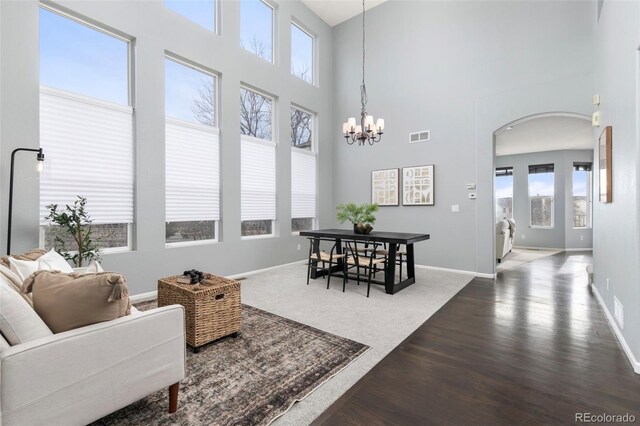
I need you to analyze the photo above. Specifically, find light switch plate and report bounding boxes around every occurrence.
[592,111,601,127]
[592,94,600,105]
[451,205,460,213]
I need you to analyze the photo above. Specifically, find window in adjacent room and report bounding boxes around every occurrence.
[240,0,274,62]
[573,162,592,229]
[528,164,555,228]
[240,87,276,237]
[291,106,316,232]
[165,57,220,245]
[164,0,216,32]
[291,22,314,83]
[39,7,133,250]
[495,167,513,222]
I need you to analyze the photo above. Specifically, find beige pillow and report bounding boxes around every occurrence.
[1,249,47,268]
[23,271,131,333]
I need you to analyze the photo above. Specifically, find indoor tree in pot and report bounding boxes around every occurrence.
[45,196,104,267]
[336,202,379,234]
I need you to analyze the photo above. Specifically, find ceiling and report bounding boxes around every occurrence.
[301,0,388,27]
[495,116,593,157]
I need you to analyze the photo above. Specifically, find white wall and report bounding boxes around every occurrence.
[592,0,640,365]
[332,0,595,274]
[0,0,334,294]
[496,149,594,250]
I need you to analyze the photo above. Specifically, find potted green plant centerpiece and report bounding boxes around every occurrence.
[45,196,104,267]
[336,202,379,234]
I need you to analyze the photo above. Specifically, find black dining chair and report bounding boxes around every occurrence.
[342,240,386,297]
[306,237,346,289]
[372,243,407,281]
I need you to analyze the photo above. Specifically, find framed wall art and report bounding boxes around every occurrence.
[402,165,434,206]
[598,126,612,203]
[371,168,400,206]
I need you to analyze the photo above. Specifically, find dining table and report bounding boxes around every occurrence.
[299,228,431,295]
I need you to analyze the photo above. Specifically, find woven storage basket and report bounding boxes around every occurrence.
[158,275,241,349]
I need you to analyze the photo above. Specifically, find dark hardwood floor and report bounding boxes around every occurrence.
[314,251,640,425]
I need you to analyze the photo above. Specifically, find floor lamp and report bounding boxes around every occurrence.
[7,148,45,255]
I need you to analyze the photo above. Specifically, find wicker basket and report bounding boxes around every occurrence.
[158,275,241,349]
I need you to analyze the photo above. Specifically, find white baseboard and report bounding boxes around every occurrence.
[513,245,593,252]
[590,283,640,374]
[129,259,307,302]
[415,264,495,279]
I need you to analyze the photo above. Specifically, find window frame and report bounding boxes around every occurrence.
[290,19,316,85]
[240,85,277,239]
[528,164,555,229]
[290,104,317,235]
[163,0,220,34]
[240,0,277,64]
[495,167,514,223]
[572,163,593,230]
[38,5,135,252]
[164,54,221,246]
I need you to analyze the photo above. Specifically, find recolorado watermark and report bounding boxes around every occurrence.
[575,413,636,423]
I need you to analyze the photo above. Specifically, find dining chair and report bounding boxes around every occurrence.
[374,243,408,281]
[343,240,386,297]
[306,237,345,289]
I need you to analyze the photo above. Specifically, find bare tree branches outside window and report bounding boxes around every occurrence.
[191,77,216,126]
[240,87,272,140]
[291,107,312,150]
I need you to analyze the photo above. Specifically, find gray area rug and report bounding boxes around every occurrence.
[94,302,369,426]
[497,248,562,272]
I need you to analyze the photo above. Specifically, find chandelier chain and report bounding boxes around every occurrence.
[360,0,367,115]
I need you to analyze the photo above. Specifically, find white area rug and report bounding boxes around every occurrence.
[496,248,562,272]
[240,262,472,425]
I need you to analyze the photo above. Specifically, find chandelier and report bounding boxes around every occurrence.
[342,0,384,146]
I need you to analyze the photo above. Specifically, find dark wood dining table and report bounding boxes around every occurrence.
[299,228,431,295]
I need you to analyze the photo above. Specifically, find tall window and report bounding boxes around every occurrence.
[165,0,216,32]
[528,164,554,228]
[240,0,273,62]
[39,8,133,250]
[573,162,592,229]
[495,167,513,222]
[291,106,316,232]
[240,87,276,237]
[291,22,313,83]
[165,58,220,244]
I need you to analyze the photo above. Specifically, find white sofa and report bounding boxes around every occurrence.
[496,219,514,263]
[0,271,186,426]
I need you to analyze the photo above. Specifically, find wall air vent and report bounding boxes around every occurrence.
[409,130,431,144]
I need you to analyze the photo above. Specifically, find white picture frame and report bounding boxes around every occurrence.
[371,168,400,206]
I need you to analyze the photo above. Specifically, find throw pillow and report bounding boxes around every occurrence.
[37,250,75,274]
[73,261,105,275]
[23,271,131,333]
[0,276,53,345]
[0,264,35,307]
[8,257,40,282]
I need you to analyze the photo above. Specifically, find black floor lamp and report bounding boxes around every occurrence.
[7,148,45,255]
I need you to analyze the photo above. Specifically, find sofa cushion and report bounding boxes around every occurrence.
[0,276,53,345]
[0,332,10,351]
[0,264,35,306]
[1,248,47,268]
[24,271,131,333]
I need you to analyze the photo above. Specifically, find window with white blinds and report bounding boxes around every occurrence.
[39,87,134,229]
[291,150,316,218]
[241,135,277,222]
[166,119,220,223]
[165,57,219,244]
[290,106,316,232]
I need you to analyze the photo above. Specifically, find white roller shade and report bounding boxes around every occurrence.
[166,118,220,222]
[291,149,316,218]
[39,87,134,225]
[241,135,276,221]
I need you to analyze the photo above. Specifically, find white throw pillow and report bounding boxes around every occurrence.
[73,261,105,275]
[0,277,53,345]
[8,258,40,282]
[37,250,74,274]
